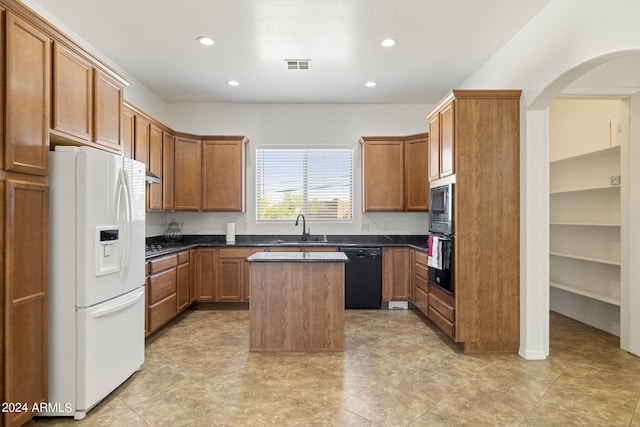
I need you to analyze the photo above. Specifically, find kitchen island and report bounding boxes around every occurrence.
[246,251,349,352]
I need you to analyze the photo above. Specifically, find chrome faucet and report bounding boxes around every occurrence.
[295,214,308,242]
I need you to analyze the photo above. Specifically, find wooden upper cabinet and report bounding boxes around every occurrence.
[202,137,247,211]
[122,106,135,159]
[94,69,124,150]
[427,114,441,181]
[162,132,175,211]
[404,133,428,211]
[361,135,428,212]
[52,43,92,141]
[361,138,405,211]
[174,136,202,211]
[427,99,455,181]
[147,124,163,211]
[134,115,150,167]
[5,13,51,176]
[439,101,455,178]
[51,42,125,153]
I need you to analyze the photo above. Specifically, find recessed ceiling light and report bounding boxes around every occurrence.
[381,38,397,47]
[227,80,240,86]
[197,36,215,46]
[365,81,377,88]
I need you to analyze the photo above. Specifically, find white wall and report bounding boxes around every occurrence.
[460,0,640,359]
[149,103,432,237]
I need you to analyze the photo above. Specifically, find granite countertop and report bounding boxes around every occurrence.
[145,234,428,259]
[246,251,349,263]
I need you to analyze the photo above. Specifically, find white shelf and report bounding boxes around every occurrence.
[550,185,620,195]
[550,281,620,306]
[550,222,620,227]
[550,251,620,266]
[550,144,620,164]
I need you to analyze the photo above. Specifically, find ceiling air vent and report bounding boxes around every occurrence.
[285,59,311,70]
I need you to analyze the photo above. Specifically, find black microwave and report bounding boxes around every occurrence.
[429,183,454,234]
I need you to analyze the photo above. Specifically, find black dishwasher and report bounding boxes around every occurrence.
[339,247,382,309]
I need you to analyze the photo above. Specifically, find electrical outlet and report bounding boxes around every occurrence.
[610,175,621,186]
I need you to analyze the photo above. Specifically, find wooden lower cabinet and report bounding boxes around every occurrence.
[195,248,216,301]
[147,254,177,335]
[382,247,410,302]
[217,248,264,302]
[146,250,193,336]
[428,283,455,340]
[189,250,197,303]
[2,177,49,427]
[412,249,429,316]
[176,251,190,312]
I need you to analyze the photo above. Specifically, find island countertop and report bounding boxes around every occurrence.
[246,251,349,263]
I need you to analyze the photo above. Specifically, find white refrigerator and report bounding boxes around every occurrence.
[44,146,146,420]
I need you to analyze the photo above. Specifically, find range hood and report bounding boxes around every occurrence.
[145,171,161,184]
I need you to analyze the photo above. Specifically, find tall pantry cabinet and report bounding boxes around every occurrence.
[425,90,521,353]
[2,6,50,427]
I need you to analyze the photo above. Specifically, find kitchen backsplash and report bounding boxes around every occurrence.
[146,211,428,237]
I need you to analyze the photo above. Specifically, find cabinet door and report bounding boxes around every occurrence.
[52,43,93,141]
[440,101,455,178]
[382,248,410,301]
[4,179,48,427]
[428,114,441,181]
[122,107,135,159]
[176,259,190,312]
[202,140,245,211]
[162,132,175,211]
[195,249,216,301]
[147,124,163,211]
[94,70,124,149]
[404,135,428,211]
[174,137,202,211]
[189,250,197,303]
[134,115,150,167]
[5,13,50,176]
[362,139,404,211]
[217,258,243,301]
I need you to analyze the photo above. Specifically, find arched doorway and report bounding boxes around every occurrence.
[527,50,640,358]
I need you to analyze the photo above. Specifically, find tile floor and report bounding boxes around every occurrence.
[36,309,640,426]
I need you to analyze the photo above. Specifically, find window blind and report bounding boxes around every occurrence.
[256,148,353,221]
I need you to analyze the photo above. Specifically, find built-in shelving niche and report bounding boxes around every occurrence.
[549,98,627,336]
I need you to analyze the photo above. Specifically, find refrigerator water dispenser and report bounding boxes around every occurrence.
[96,226,120,276]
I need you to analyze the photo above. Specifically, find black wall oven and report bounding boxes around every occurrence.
[428,183,454,294]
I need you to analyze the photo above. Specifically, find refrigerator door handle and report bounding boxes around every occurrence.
[91,288,145,319]
[121,169,134,281]
[116,169,130,282]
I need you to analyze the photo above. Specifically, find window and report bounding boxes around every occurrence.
[256,148,353,221]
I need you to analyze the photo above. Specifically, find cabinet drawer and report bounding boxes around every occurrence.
[149,254,177,273]
[415,250,428,267]
[415,273,429,293]
[177,250,190,264]
[149,268,176,304]
[429,293,455,322]
[415,262,428,281]
[429,306,455,339]
[414,285,429,316]
[149,293,177,333]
